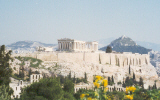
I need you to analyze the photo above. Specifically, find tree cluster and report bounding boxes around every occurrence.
[20,77,75,100]
[0,45,13,99]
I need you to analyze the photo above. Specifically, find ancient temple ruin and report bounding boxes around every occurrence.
[57,38,98,52]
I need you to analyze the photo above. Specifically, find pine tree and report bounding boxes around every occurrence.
[0,85,11,100]
[0,45,12,86]
[106,46,112,53]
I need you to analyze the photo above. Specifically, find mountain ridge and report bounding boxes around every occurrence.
[6,41,57,53]
[99,35,152,54]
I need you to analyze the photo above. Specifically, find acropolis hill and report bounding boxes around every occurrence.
[11,38,159,89]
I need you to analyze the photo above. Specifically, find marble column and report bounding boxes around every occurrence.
[58,42,60,50]
[58,42,61,50]
[62,42,63,50]
[73,42,76,50]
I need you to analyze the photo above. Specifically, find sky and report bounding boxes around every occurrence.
[0,0,160,45]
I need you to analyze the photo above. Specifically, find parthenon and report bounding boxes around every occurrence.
[57,38,98,52]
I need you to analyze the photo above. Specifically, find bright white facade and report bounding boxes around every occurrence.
[57,38,98,52]
[30,74,43,84]
[10,78,29,99]
[36,46,53,52]
[10,74,43,99]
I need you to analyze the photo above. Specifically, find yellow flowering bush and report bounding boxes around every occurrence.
[125,86,136,100]
[78,76,160,100]
[125,86,136,94]
[80,94,86,99]
[80,75,109,100]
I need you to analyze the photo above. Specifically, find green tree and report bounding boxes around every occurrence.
[0,45,12,86]
[106,46,112,53]
[133,72,135,80]
[68,71,71,80]
[129,65,131,74]
[84,72,87,81]
[73,73,76,83]
[28,68,32,77]
[0,85,12,100]
[139,77,144,88]
[148,85,151,90]
[19,66,25,79]
[124,77,133,86]
[112,75,114,83]
[62,91,76,100]
[63,79,74,94]
[108,77,111,85]
[152,81,157,89]
[20,78,64,100]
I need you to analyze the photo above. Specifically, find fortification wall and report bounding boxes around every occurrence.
[84,53,99,64]
[58,53,84,63]
[36,52,58,61]
[12,52,150,66]
[12,53,36,58]
[99,53,111,65]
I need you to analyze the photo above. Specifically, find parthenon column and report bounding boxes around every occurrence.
[58,42,60,50]
[96,44,98,51]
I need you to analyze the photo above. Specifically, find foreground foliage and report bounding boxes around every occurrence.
[0,45,13,99]
[78,75,160,100]
[19,77,75,100]
[0,85,12,100]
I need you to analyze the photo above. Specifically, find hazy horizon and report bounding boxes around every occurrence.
[1,0,160,45]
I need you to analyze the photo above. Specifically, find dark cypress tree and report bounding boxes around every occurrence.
[19,66,25,79]
[154,81,157,89]
[129,65,131,75]
[84,72,87,81]
[68,71,71,80]
[108,77,111,85]
[139,77,144,88]
[133,72,135,80]
[148,85,151,90]
[28,68,32,77]
[112,75,114,83]
[113,86,116,91]
[0,45,12,86]
[73,73,76,83]
[133,72,136,84]
[122,81,125,87]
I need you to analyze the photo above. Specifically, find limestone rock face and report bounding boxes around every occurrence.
[46,61,158,86]
[10,54,159,89]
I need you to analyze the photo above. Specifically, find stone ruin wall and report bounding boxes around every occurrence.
[12,52,150,67]
[58,53,83,63]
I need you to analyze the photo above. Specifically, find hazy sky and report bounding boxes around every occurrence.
[0,0,160,45]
